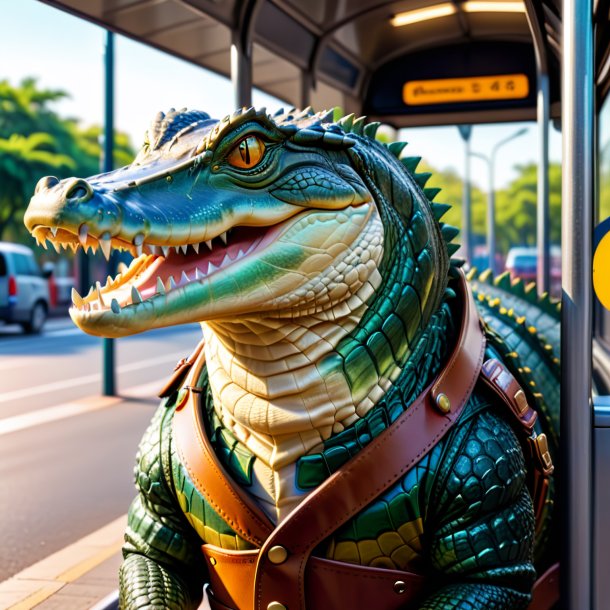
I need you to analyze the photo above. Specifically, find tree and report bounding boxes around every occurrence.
[416,160,487,244]
[0,78,135,243]
[494,162,562,253]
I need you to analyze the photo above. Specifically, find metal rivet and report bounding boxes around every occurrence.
[209,557,217,566]
[394,580,407,594]
[267,603,287,610]
[435,393,451,413]
[514,389,528,415]
[267,545,288,564]
[166,175,173,183]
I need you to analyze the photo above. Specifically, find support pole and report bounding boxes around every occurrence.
[301,70,312,111]
[537,71,551,293]
[457,125,473,265]
[231,30,252,109]
[488,154,496,275]
[102,30,115,397]
[561,0,594,607]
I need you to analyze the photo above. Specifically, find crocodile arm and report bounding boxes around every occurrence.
[418,406,536,610]
[119,405,207,610]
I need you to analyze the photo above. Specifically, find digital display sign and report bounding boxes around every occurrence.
[403,74,529,106]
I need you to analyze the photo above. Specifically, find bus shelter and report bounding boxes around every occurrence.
[37,0,610,607]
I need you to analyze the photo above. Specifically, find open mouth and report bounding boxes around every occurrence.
[31,223,276,315]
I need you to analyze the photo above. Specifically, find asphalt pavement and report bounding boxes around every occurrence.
[0,316,202,582]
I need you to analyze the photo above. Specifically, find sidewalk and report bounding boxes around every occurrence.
[0,517,125,610]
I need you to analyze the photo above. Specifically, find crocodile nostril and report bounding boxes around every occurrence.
[35,176,60,194]
[65,179,93,202]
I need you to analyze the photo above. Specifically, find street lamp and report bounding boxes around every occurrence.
[471,127,529,275]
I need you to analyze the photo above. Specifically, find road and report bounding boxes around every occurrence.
[0,317,202,581]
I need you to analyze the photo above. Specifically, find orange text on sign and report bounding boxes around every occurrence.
[403,74,529,106]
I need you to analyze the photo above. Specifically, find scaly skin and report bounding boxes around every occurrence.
[24,107,557,609]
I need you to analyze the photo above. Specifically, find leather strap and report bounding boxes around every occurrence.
[254,271,486,610]
[528,563,560,610]
[173,347,274,547]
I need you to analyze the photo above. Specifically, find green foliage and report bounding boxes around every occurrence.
[494,162,561,252]
[0,78,135,243]
[417,161,487,238]
[414,158,561,255]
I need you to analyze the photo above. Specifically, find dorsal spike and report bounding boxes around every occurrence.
[444,287,457,299]
[401,156,421,173]
[446,243,461,256]
[388,141,408,157]
[424,187,442,201]
[493,271,512,290]
[413,172,432,188]
[478,269,493,283]
[450,257,466,268]
[363,121,381,139]
[431,202,451,221]
[441,225,460,243]
[351,116,367,135]
[319,108,335,123]
[338,113,355,131]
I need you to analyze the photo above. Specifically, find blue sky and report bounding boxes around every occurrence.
[1,0,561,189]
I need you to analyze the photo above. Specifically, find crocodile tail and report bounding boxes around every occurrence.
[469,268,560,452]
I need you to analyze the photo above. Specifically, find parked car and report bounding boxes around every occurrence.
[0,242,51,333]
[505,245,561,295]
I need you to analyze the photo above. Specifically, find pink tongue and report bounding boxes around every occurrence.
[133,225,271,297]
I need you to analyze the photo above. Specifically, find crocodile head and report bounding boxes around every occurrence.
[24,107,454,338]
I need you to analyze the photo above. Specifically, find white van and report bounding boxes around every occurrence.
[0,243,50,333]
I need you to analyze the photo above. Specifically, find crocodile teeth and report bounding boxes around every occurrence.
[50,226,58,237]
[78,225,88,247]
[71,287,84,308]
[100,232,112,261]
[180,271,190,285]
[161,246,169,257]
[168,276,177,291]
[173,246,181,255]
[156,277,165,295]
[117,262,128,274]
[111,298,121,314]
[133,233,144,246]
[179,244,187,255]
[195,267,204,280]
[205,240,212,251]
[131,285,143,304]
[192,243,200,254]
[106,275,114,288]
[96,282,106,307]
[219,232,227,245]
[208,261,218,274]
[52,241,61,253]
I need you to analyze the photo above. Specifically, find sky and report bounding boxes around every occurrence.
[0,0,562,189]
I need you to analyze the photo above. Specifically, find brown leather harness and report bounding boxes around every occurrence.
[169,273,558,610]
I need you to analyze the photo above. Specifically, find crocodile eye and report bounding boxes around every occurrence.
[227,135,265,169]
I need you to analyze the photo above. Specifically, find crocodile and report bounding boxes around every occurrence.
[24,106,559,610]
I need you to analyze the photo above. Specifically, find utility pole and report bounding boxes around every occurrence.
[102,30,115,396]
